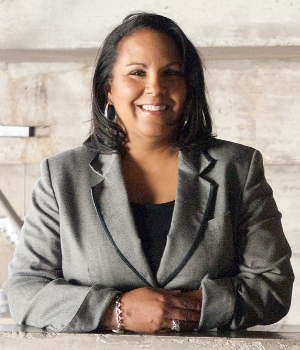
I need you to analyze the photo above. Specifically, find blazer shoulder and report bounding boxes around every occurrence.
[48,145,97,163]
[207,138,259,164]
[41,145,98,178]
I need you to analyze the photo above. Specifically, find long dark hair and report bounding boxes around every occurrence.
[90,12,213,155]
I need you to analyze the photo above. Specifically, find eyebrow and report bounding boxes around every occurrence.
[125,61,182,68]
[126,62,147,67]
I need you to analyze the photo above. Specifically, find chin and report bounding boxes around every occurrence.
[141,125,177,141]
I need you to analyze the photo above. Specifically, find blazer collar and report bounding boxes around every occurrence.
[90,152,158,287]
[89,149,216,287]
[157,150,216,286]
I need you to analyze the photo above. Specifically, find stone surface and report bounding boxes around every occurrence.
[1,46,300,64]
[1,0,300,49]
[0,62,91,164]
[206,59,300,164]
[1,326,300,350]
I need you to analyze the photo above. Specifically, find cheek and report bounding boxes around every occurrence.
[110,78,143,105]
[180,87,187,104]
[172,83,187,111]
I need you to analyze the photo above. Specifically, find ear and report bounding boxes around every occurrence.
[104,81,113,104]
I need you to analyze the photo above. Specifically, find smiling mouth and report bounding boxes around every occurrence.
[140,105,167,111]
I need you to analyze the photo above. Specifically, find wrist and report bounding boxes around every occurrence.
[98,294,121,330]
[112,294,125,333]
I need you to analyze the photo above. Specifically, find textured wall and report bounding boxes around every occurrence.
[0,0,299,328]
[1,0,300,49]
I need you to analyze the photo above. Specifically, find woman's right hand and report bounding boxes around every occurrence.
[100,287,201,333]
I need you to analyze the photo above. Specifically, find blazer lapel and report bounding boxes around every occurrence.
[157,150,217,287]
[89,152,158,287]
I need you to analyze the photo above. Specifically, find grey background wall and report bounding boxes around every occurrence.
[0,0,299,327]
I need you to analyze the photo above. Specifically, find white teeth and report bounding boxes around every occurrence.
[141,105,167,111]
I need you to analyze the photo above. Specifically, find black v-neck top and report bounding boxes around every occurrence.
[130,201,175,276]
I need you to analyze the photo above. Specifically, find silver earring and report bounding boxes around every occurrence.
[183,117,188,128]
[104,103,117,121]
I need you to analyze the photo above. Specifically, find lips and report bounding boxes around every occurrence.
[140,105,167,111]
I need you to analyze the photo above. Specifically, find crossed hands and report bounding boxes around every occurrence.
[100,287,202,333]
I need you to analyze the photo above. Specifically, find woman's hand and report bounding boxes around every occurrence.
[100,287,202,333]
[180,289,203,302]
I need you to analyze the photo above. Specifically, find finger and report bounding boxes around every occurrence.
[166,295,201,311]
[181,290,202,302]
[165,307,200,323]
[165,319,199,333]
[178,320,199,332]
[158,289,182,296]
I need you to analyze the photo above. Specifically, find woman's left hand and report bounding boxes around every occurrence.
[119,287,202,333]
[99,288,202,333]
[180,289,203,302]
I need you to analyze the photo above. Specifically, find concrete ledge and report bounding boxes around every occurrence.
[1,324,300,350]
[1,46,300,64]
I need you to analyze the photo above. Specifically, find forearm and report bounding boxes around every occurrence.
[4,271,120,332]
[199,255,294,331]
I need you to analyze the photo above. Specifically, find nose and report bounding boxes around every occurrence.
[145,73,165,96]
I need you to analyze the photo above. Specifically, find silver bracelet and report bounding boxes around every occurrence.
[112,294,124,333]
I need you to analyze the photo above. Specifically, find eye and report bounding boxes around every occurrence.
[130,70,146,76]
[164,69,184,77]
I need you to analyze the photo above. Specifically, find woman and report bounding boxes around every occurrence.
[4,13,294,333]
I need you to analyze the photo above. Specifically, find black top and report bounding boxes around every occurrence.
[130,201,175,277]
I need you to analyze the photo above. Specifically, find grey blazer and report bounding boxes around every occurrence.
[4,138,294,332]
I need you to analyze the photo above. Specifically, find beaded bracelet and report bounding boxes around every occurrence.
[112,294,125,333]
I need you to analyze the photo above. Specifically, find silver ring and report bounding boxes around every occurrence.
[172,319,181,332]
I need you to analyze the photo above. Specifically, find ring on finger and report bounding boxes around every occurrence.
[171,319,181,332]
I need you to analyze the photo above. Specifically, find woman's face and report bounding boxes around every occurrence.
[107,29,186,146]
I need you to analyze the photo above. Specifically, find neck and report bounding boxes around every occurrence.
[122,140,179,205]
[125,135,177,159]
[126,144,178,164]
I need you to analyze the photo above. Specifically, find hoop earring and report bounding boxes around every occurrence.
[104,103,117,121]
[182,116,188,129]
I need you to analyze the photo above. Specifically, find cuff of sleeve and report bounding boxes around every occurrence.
[199,275,235,330]
[51,286,120,332]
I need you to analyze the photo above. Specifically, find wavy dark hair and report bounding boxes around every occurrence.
[90,12,213,155]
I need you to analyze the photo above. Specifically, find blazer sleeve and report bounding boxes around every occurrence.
[199,150,294,330]
[4,158,120,332]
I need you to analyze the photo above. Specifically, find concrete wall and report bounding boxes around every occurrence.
[0,0,299,327]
